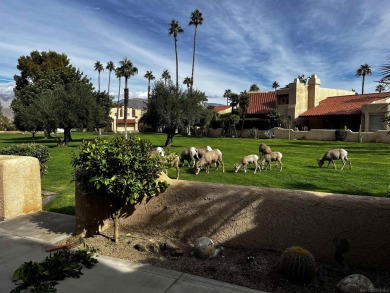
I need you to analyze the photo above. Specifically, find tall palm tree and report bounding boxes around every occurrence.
[162,69,171,86]
[94,61,104,92]
[375,84,385,93]
[106,61,115,94]
[272,81,280,91]
[115,66,123,132]
[223,89,232,106]
[183,77,191,93]
[168,19,184,90]
[189,9,203,94]
[119,58,138,139]
[144,71,155,100]
[356,64,372,94]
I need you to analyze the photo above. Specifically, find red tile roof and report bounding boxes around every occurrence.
[246,92,276,114]
[299,92,390,117]
[213,105,231,112]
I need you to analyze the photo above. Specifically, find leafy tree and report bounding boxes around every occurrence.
[229,93,240,113]
[161,69,171,86]
[119,58,138,139]
[11,51,102,138]
[223,89,232,106]
[222,113,240,137]
[144,71,155,100]
[72,136,169,243]
[267,109,288,128]
[238,91,250,137]
[94,61,104,92]
[168,19,184,89]
[143,80,207,146]
[356,64,372,94]
[249,84,260,92]
[272,81,280,91]
[189,9,204,93]
[106,61,115,93]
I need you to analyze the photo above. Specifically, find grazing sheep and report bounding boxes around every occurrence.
[259,143,272,159]
[318,148,351,170]
[180,147,199,167]
[150,146,165,156]
[261,151,283,172]
[196,146,212,158]
[150,149,180,179]
[234,154,261,174]
[195,149,225,175]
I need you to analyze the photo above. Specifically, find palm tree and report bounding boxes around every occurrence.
[144,71,155,100]
[183,77,191,93]
[94,61,104,92]
[356,64,372,94]
[115,66,123,132]
[119,58,138,139]
[106,61,115,94]
[168,19,184,90]
[162,69,171,86]
[189,9,203,94]
[375,84,385,93]
[272,81,280,91]
[223,89,232,106]
[249,84,260,92]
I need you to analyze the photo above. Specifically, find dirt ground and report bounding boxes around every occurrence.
[64,226,390,293]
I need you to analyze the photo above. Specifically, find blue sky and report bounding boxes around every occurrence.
[1,0,390,105]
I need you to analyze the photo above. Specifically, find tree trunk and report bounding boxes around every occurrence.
[190,26,197,94]
[114,214,119,243]
[116,78,121,133]
[174,37,179,90]
[240,114,246,137]
[124,87,129,139]
[64,127,72,145]
[361,75,365,94]
[164,130,175,147]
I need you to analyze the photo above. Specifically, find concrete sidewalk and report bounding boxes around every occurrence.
[0,211,266,293]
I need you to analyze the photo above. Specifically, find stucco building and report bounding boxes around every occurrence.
[108,106,142,133]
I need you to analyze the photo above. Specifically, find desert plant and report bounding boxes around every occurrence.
[278,246,316,282]
[72,136,169,243]
[0,143,50,177]
[249,128,260,139]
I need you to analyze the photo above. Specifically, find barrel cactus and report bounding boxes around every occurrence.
[278,246,316,282]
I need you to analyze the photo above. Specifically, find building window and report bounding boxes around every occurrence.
[277,95,289,105]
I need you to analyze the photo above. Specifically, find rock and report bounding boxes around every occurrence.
[336,274,375,292]
[192,237,224,258]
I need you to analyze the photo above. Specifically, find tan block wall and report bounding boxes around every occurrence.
[0,155,42,220]
[76,175,390,269]
[314,87,355,108]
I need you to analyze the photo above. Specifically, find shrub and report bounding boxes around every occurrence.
[72,136,169,242]
[335,129,348,141]
[278,246,316,282]
[249,128,260,139]
[0,143,50,177]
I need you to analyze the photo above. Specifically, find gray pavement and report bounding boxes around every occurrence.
[0,211,266,293]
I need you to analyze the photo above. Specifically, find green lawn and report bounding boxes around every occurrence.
[0,131,389,216]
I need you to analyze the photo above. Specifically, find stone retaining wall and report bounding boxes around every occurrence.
[76,175,390,269]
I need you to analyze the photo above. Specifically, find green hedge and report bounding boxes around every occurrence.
[0,143,51,177]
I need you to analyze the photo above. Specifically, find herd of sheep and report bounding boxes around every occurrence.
[151,143,352,179]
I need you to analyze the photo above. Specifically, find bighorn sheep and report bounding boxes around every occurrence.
[235,154,261,174]
[259,143,272,159]
[195,149,225,175]
[150,148,179,179]
[318,148,351,170]
[261,151,283,172]
[180,147,199,167]
[196,146,212,158]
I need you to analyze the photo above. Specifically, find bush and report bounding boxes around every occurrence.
[72,136,169,242]
[335,129,348,141]
[0,143,50,177]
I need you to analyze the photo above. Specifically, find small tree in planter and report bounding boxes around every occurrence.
[72,136,169,243]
